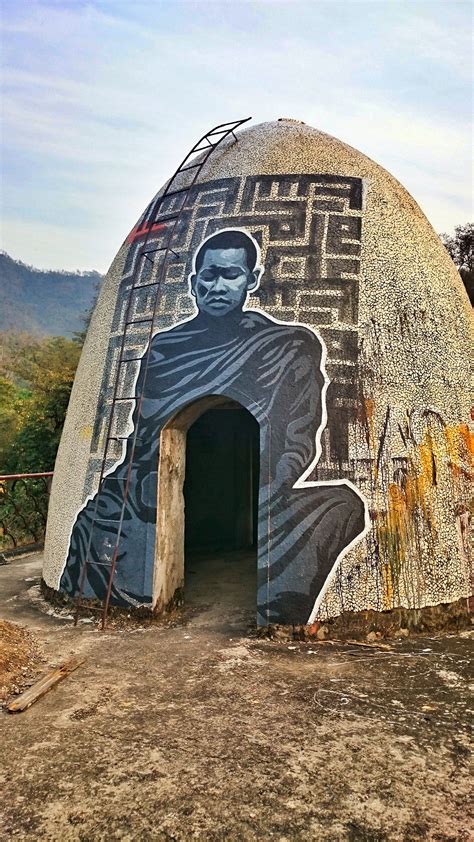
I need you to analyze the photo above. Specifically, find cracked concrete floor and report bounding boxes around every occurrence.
[0,553,472,841]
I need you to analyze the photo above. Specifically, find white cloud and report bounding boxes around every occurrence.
[1,0,471,269]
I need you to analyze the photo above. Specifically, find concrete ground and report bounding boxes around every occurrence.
[0,552,472,842]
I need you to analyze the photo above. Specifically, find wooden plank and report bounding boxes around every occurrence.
[7,655,85,713]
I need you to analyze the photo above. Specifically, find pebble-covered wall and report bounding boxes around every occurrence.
[43,119,473,622]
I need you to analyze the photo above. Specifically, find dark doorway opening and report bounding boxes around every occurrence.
[185,405,259,551]
[183,404,259,620]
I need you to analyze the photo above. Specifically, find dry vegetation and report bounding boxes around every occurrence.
[0,618,42,703]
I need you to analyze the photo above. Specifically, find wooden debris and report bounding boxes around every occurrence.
[344,639,394,651]
[6,655,85,713]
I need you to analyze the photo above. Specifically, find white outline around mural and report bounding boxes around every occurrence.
[59,226,370,624]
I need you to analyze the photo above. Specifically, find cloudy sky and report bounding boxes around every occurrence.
[1,0,472,272]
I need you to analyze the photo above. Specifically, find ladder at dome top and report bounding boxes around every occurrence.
[74,117,251,630]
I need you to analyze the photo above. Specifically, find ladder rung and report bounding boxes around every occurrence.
[125,317,153,326]
[179,162,202,172]
[190,143,215,154]
[142,247,180,260]
[119,356,143,364]
[140,242,174,257]
[108,434,143,442]
[162,187,189,199]
[135,223,177,251]
[131,281,159,290]
[176,149,213,173]
[141,248,167,257]
[112,396,139,402]
[76,603,108,611]
[209,117,250,131]
[150,213,180,225]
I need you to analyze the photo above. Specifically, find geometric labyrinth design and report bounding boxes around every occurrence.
[86,173,364,494]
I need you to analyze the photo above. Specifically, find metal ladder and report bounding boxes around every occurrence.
[74,117,251,629]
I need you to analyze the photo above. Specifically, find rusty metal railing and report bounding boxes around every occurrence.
[0,472,53,554]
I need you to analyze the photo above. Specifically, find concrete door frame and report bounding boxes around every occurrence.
[152,394,245,611]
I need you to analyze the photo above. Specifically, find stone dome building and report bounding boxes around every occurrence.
[43,118,473,629]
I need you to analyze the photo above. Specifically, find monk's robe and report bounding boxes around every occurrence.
[60,309,365,624]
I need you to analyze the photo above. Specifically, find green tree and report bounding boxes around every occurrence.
[0,336,81,473]
[440,222,473,305]
[0,376,27,469]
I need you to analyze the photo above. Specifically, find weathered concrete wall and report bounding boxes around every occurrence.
[43,245,127,578]
[44,119,473,623]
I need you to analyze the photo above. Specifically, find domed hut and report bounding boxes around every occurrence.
[43,118,473,630]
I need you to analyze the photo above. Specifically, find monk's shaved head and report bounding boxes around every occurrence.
[190,230,262,318]
[194,230,259,274]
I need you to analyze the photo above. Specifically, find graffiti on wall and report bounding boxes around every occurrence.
[60,220,369,624]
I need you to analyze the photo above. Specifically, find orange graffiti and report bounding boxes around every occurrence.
[366,407,474,609]
[444,424,474,483]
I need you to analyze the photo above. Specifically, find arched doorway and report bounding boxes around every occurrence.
[153,396,260,619]
[184,404,259,618]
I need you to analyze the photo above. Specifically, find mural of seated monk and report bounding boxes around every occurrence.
[60,228,368,625]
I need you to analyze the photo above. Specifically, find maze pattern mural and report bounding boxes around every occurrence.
[85,174,363,495]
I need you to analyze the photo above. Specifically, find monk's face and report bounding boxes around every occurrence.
[191,247,258,317]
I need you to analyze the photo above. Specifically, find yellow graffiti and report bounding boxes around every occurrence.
[444,424,474,481]
[78,425,93,442]
[368,410,473,611]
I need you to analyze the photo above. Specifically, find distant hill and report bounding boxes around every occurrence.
[0,252,103,337]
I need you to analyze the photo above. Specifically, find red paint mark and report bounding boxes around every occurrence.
[126,221,167,244]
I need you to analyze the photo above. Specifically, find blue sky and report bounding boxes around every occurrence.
[1,0,472,271]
